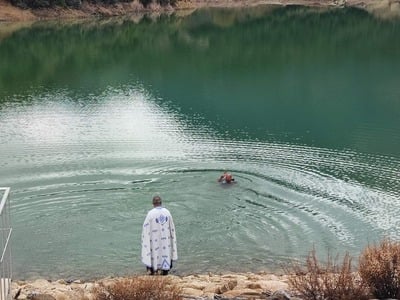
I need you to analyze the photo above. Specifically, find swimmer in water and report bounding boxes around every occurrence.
[218,171,235,184]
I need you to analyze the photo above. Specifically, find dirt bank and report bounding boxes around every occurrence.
[1,0,400,23]
[0,0,35,21]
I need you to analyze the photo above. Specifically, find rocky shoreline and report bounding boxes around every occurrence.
[12,272,298,300]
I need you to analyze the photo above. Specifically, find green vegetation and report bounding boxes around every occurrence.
[287,239,400,300]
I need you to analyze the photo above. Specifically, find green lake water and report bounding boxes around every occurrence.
[0,6,400,280]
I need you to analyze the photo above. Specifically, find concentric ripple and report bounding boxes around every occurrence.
[0,86,399,280]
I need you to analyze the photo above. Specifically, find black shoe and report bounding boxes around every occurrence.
[146,267,154,275]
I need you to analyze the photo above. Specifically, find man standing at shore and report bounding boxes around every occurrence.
[141,195,178,275]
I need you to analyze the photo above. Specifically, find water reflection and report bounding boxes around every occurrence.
[0,6,400,279]
[2,6,399,154]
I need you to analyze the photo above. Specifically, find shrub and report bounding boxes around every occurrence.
[93,276,183,300]
[139,0,151,7]
[286,248,370,300]
[359,238,400,299]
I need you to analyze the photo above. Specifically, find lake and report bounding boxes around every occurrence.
[0,5,399,280]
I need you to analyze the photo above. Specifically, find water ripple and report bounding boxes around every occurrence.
[1,87,399,279]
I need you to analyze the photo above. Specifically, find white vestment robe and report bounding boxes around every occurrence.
[141,206,178,271]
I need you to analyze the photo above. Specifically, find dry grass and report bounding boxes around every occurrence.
[286,248,370,300]
[93,276,183,300]
[359,238,400,299]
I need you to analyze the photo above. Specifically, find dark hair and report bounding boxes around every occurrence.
[152,195,162,205]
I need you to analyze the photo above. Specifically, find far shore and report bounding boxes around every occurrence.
[1,0,400,23]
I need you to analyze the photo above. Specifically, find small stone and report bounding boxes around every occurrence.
[27,293,56,300]
[268,290,291,300]
[181,287,204,297]
[247,283,262,289]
